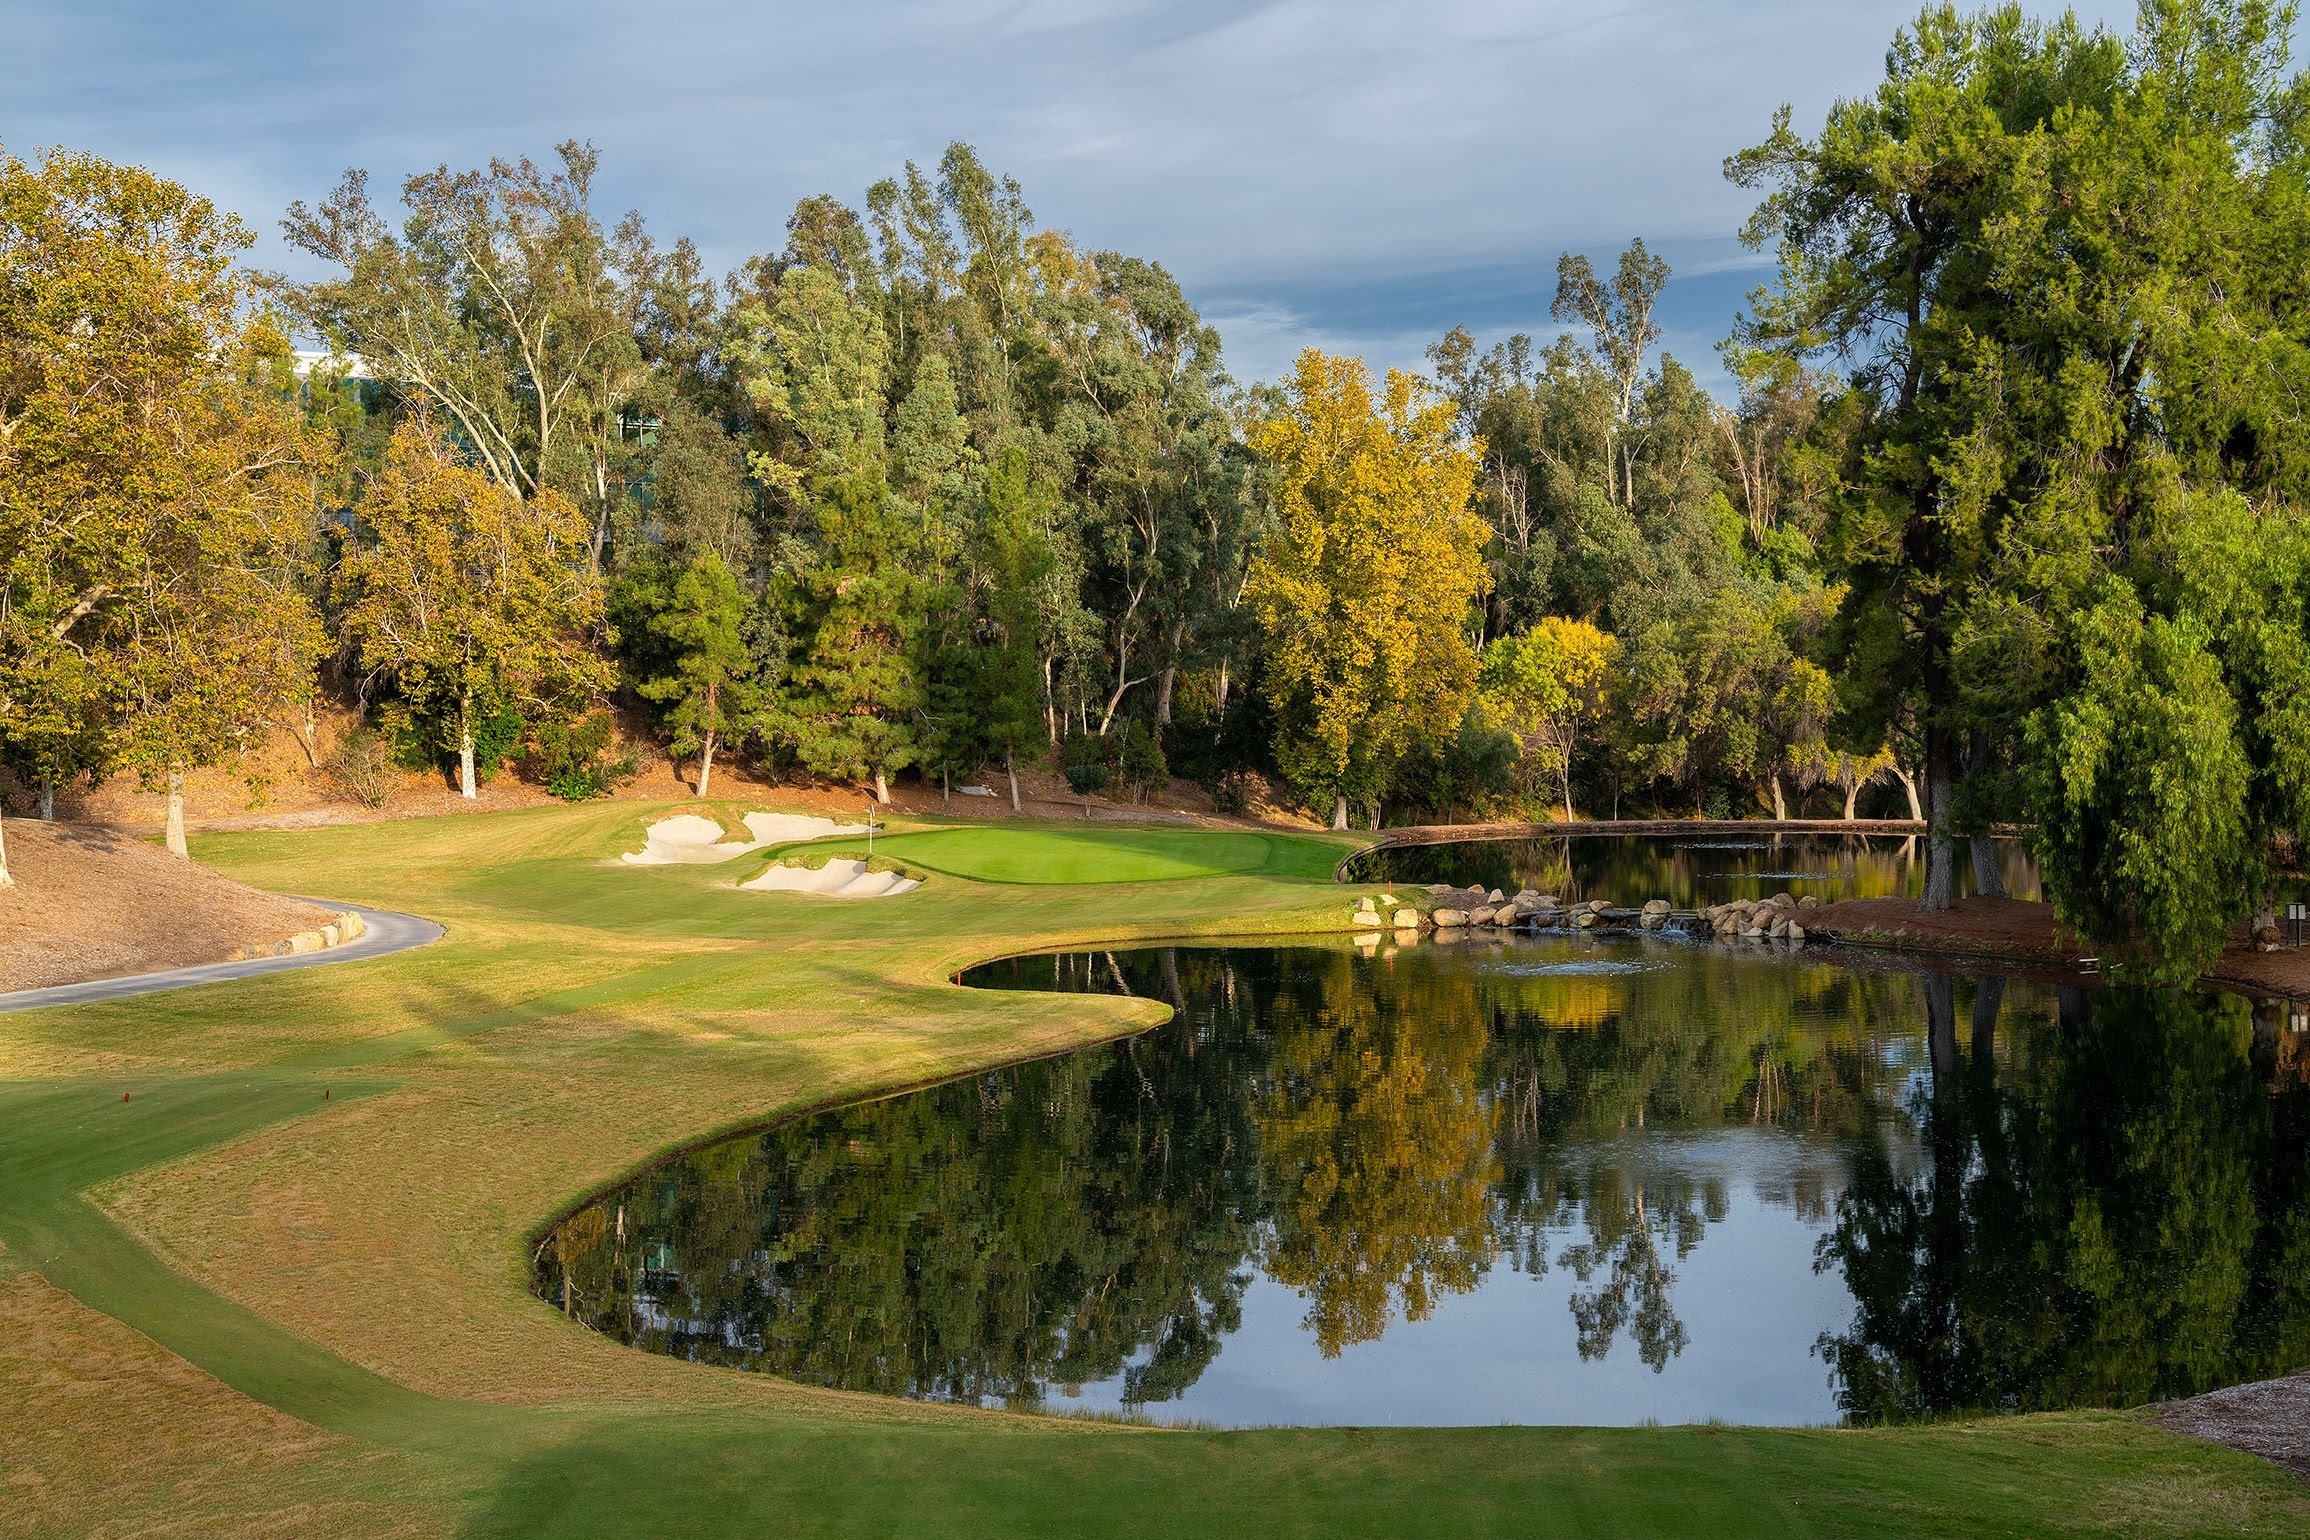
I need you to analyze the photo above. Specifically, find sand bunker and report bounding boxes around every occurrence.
[739,858,919,899]
[620,812,874,865]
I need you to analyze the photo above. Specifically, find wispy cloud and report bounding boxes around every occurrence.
[2,0,2176,391]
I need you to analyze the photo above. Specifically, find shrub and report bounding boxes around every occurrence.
[325,727,399,809]
[529,711,639,802]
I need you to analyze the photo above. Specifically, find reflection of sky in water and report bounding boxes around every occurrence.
[1056,1132,1856,1429]
[1482,959,1666,979]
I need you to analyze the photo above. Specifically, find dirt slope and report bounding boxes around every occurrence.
[0,821,335,992]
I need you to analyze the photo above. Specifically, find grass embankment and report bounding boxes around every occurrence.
[1,804,2303,1538]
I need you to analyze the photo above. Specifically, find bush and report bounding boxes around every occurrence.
[529,711,639,802]
[1118,720,1168,802]
[325,727,399,809]
[1064,760,1109,797]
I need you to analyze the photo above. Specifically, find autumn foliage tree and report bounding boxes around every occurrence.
[1478,616,1617,820]
[339,426,609,798]
[1246,351,1490,828]
[0,146,328,863]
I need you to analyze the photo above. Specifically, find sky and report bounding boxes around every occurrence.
[4,0,2169,396]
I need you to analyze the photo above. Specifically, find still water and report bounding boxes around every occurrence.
[538,932,2310,1427]
[1338,832,2039,906]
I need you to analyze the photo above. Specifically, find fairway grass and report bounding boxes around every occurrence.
[2,801,2303,1538]
[785,823,1346,884]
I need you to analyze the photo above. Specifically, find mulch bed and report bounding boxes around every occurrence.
[2155,1374,2310,1480]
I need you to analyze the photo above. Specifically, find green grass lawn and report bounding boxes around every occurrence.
[796,824,1348,884]
[0,801,2301,1539]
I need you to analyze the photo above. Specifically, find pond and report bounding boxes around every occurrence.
[1337,831,2040,907]
[537,933,2310,1428]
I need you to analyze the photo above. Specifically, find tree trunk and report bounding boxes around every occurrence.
[1007,747,1021,813]
[1368,802,1380,832]
[38,778,54,821]
[1921,727,1957,912]
[942,766,951,809]
[165,763,188,858]
[695,730,716,798]
[1154,616,1186,726]
[873,769,889,805]
[1331,794,1348,831]
[1559,762,1576,824]
[1891,763,1923,821]
[1769,773,1788,821]
[0,810,12,888]
[1970,974,2006,1062]
[457,695,478,799]
[1843,781,1859,821]
[1969,835,2007,900]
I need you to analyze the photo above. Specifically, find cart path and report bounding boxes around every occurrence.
[0,900,444,1013]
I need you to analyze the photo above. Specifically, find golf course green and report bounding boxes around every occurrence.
[2,803,2303,1538]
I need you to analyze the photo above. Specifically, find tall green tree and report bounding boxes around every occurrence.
[635,551,756,797]
[283,142,648,568]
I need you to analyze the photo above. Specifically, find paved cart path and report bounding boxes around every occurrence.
[0,900,444,1013]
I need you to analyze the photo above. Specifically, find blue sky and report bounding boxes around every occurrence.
[6,0,2170,394]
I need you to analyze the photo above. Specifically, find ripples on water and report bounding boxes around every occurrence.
[539,932,2310,1429]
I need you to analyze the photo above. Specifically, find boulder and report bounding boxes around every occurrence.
[1487,889,1506,905]
[1426,883,1452,896]
[1798,894,1822,911]
[1534,895,1560,908]
[1787,923,1807,944]
[1469,906,1498,926]
[1493,907,1519,927]
[1638,912,1664,930]
[1353,907,1384,928]
[1769,917,1792,939]
[1642,899,1671,916]
[1574,911,1598,929]
[1434,908,1470,928]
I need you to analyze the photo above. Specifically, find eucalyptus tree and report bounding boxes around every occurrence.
[282,141,648,569]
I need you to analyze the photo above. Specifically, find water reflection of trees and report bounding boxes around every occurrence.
[539,941,2307,1420]
[1820,979,2310,1422]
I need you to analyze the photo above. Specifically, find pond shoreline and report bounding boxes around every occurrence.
[1808,894,2310,999]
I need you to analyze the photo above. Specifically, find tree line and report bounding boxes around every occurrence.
[1,0,2304,976]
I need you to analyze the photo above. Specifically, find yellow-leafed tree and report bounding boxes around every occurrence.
[338,426,609,799]
[1245,351,1489,828]
[1478,617,1618,821]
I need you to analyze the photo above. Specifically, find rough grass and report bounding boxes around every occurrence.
[0,799,2304,1538]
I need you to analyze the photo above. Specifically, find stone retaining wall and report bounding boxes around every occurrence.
[226,909,366,963]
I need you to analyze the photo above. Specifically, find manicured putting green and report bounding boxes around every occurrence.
[817,826,1343,884]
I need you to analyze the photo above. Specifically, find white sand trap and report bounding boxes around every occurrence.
[621,811,874,865]
[736,812,873,846]
[739,858,920,899]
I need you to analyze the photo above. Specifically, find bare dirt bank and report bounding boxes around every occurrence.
[1810,895,2310,996]
[0,822,336,992]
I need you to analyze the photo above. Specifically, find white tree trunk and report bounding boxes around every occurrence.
[166,764,188,858]
[38,778,53,821]
[457,696,478,799]
[1843,782,1860,821]
[0,810,13,888]
[696,731,715,798]
[1331,794,1348,831]
[873,769,889,805]
[1007,748,1021,812]
[1892,764,1923,822]
[1770,773,1788,821]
